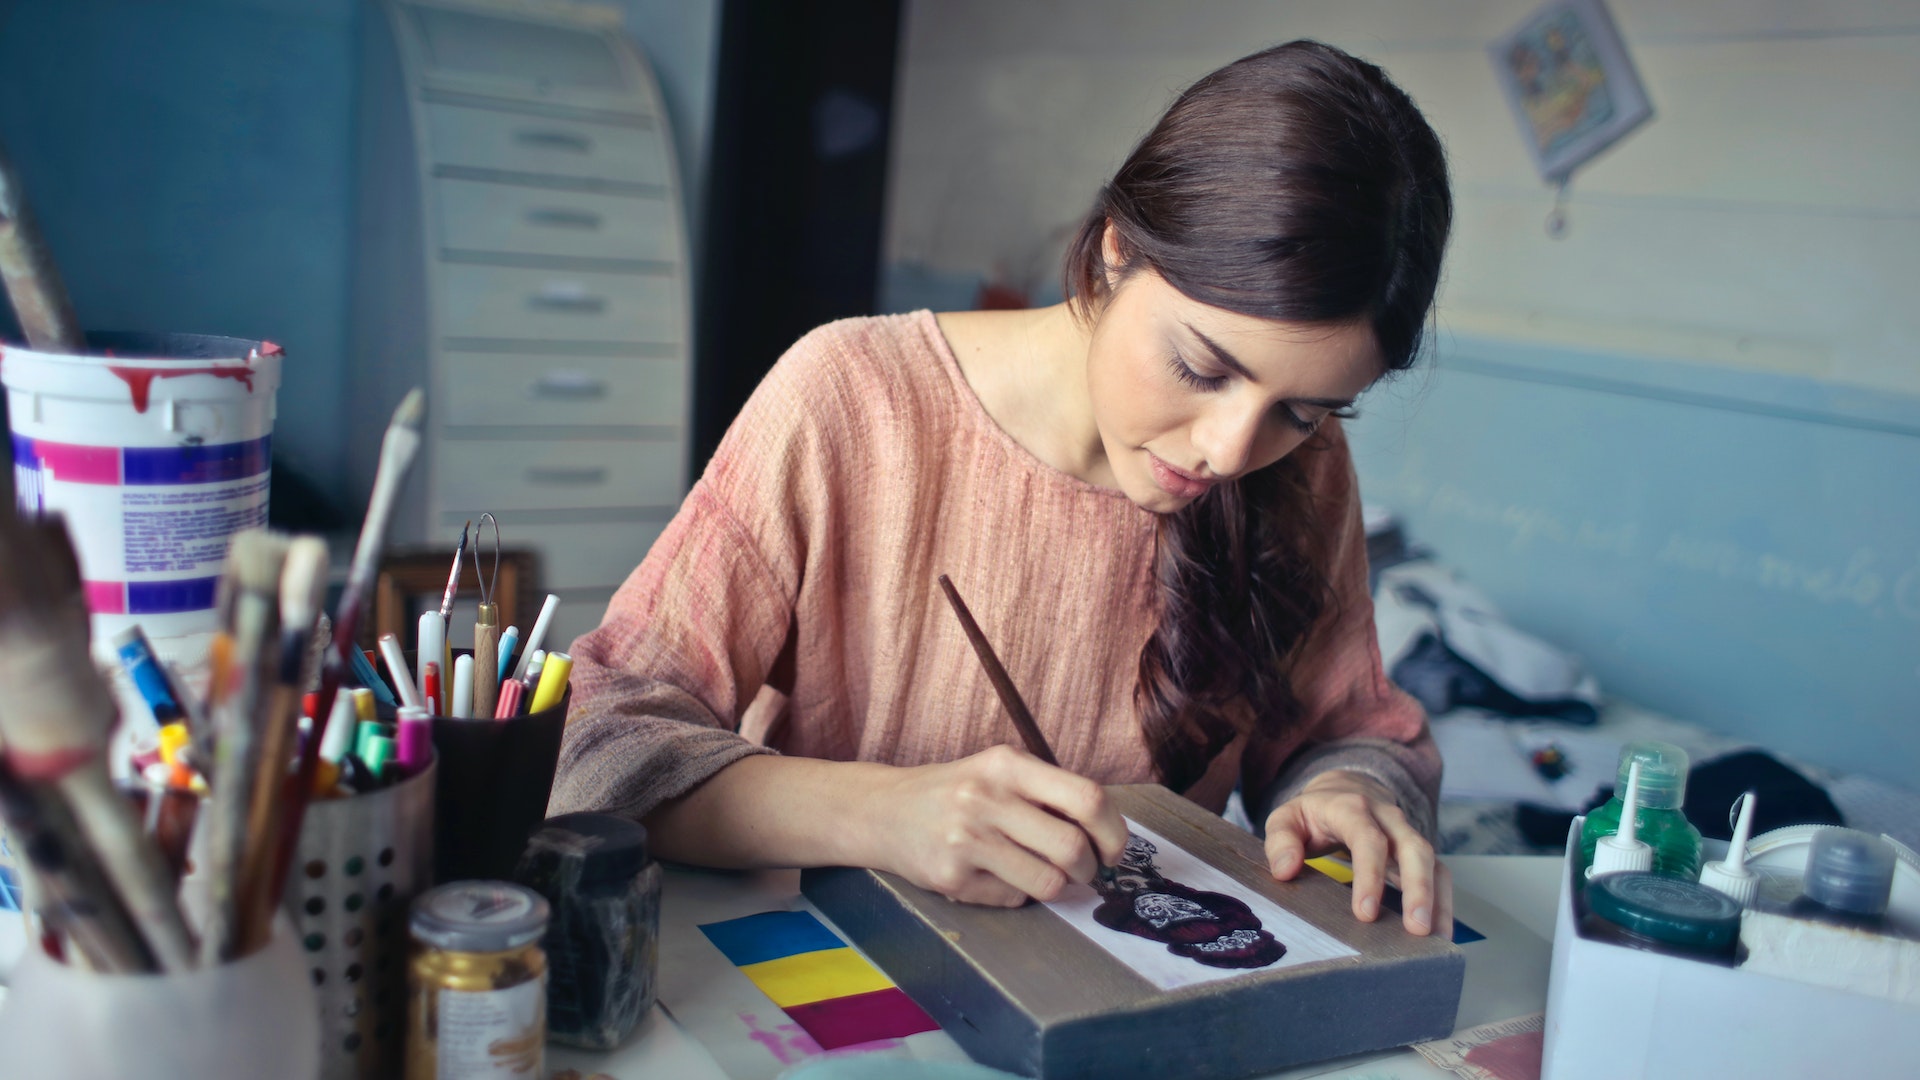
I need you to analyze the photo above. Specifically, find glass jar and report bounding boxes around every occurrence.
[516,812,662,1050]
[406,881,549,1079]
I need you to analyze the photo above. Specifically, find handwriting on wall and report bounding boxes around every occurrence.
[1382,475,1920,626]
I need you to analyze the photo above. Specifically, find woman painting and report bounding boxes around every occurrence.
[550,40,1455,936]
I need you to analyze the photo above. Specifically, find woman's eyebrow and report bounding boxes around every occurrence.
[1184,323,1255,379]
[1185,322,1356,409]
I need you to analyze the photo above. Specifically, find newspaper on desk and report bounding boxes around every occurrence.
[1413,1012,1544,1080]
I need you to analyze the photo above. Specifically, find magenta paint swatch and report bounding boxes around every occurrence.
[782,986,941,1050]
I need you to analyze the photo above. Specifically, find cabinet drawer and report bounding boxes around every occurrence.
[439,263,681,343]
[441,353,687,428]
[518,520,666,592]
[434,178,680,262]
[425,102,667,187]
[434,439,685,512]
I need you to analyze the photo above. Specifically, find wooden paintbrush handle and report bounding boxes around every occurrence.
[473,606,499,721]
[936,574,1059,768]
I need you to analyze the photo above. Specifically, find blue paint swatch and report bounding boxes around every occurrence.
[700,910,847,967]
[1380,883,1484,944]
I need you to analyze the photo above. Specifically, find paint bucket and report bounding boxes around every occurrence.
[2,332,281,659]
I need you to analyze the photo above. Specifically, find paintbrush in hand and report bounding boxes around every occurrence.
[936,574,1119,891]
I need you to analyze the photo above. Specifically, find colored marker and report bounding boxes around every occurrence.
[496,625,521,683]
[493,678,524,721]
[422,661,442,717]
[416,611,445,711]
[349,644,397,707]
[513,594,560,681]
[378,633,425,711]
[530,650,573,714]
[396,705,432,777]
[450,654,474,719]
[112,625,184,730]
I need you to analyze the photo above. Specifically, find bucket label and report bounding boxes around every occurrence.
[12,433,271,615]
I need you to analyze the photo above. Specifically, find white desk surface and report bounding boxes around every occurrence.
[550,854,1564,1080]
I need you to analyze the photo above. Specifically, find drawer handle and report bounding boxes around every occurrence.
[514,129,593,154]
[525,208,603,230]
[531,373,609,400]
[528,284,607,315]
[524,466,608,485]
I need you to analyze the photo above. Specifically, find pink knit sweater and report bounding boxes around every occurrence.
[549,312,1440,835]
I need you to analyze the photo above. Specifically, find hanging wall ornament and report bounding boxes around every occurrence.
[1489,0,1653,238]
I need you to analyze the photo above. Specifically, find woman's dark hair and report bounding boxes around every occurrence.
[1062,40,1451,791]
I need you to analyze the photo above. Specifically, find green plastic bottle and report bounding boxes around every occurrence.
[1579,741,1703,880]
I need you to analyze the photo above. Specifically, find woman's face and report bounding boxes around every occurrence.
[1084,264,1386,514]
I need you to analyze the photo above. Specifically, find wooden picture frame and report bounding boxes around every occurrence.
[365,548,540,652]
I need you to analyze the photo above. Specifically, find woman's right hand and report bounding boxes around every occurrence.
[866,744,1129,907]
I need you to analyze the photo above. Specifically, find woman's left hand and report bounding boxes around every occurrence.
[1262,770,1452,937]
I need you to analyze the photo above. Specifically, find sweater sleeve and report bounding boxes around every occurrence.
[547,328,837,822]
[1242,420,1443,841]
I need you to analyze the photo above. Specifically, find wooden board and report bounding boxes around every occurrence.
[802,784,1463,1079]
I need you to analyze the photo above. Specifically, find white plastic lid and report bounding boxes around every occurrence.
[1699,790,1759,906]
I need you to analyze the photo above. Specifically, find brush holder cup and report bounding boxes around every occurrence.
[287,756,436,1080]
[431,687,570,883]
[0,916,320,1079]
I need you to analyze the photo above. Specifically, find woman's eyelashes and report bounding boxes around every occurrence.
[1166,352,1227,391]
[1279,404,1359,434]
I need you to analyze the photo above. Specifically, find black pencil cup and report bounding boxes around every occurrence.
[429,688,569,884]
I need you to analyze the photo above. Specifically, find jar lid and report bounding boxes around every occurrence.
[1588,872,1741,952]
[518,812,651,890]
[411,881,550,952]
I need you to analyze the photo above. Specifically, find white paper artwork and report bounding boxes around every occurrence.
[1043,819,1357,991]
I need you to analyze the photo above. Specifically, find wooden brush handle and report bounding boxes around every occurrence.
[473,603,500,721]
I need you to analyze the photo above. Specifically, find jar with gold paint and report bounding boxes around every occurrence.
[406,881,550,1079]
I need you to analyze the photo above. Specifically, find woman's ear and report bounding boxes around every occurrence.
[1100,220,1126,287]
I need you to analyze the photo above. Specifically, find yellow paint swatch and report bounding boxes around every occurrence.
[1306,856,1354,884]
[737,947,895,1007]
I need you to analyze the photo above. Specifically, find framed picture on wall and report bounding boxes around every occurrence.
[1489,0,1653,182]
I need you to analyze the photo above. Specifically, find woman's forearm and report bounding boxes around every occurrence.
[641,753,903,870]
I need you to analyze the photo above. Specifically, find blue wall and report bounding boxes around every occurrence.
[0,0,718,505]
[1348,335,1920,787]
[0,0,360,497]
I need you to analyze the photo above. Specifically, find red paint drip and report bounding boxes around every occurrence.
[106,364,257,413]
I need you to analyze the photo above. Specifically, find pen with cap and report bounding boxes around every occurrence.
[936,574,1119,892]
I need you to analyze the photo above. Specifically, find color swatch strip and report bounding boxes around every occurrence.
[700,910,940,1050]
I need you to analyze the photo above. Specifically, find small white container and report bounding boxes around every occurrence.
[0,919,320,1079]
[1542,819,1920,1079]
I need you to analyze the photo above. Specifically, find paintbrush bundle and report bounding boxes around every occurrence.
[0,514,195,971]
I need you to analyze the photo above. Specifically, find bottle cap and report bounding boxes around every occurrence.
[1612,740,1689,810]
[411,881,551,953]
[1591,760,1654,877]
[1588,872,1742,953]
[1699,791,1758,906]
[1801,828,1896,916]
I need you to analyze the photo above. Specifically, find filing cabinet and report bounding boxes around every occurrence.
[349,0,692,653]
